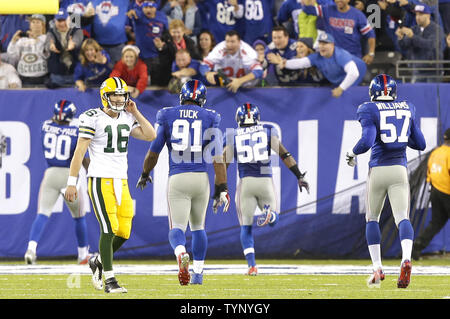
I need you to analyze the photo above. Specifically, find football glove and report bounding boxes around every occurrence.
[298,172,310,194]
[214,69,231,87]
[212,183,230,213]
[136,172,152,190]
[346,150,356,167]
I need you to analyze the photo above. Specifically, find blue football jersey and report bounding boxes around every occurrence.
[226,123,278,178]
[41,119,79,168]
[355,100,425,168]
[149,104,221,176]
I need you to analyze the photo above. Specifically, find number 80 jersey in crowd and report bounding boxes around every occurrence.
[78,108,140,179]
[41,119,79,168]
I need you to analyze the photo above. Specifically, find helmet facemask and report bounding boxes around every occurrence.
[103,91,130,113]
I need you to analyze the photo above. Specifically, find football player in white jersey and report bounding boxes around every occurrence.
[201,30,263,92]
[64,77,156,293]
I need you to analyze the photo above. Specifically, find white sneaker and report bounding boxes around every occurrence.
[24,249,36,265]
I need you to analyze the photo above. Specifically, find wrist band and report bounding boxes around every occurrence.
[281,152,292,160]
[67,176,77,186]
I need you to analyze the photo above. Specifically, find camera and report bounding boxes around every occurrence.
[18,31,28,37]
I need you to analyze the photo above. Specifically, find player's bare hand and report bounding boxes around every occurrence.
[64,185,78,202]
[125,99,138,114]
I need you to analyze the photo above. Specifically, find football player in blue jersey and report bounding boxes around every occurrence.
[216,103,309,275]
[137,79,229,286]
[345,74,426,288]
[24,100,91,265]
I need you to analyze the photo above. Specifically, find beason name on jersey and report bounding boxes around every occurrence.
[78,108,139,179]
[149,104,221,176]
[41,119,79,168]
[356,100,419,168]
[227,123,277,178]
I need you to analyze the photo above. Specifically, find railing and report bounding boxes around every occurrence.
[396,60,450,82]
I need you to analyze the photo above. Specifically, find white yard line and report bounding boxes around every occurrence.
[1,264,449,275]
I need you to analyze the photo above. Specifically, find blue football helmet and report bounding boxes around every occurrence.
[179,79,207,107]
[53,100,76,122]
[235,103,260,126]
[369,74,397,101]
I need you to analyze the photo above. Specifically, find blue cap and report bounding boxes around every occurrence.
[414,4,432,14]
[142,1,158,8]
[317,32,335,44]
[55,8,68,20]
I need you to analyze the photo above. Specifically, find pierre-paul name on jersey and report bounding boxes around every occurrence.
[78,108,139,179]
[41,119,79,168]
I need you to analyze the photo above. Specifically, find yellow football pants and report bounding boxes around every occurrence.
[88,177,134,239]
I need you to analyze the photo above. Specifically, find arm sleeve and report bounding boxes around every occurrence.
[407,116,426,151]
[352,118,377,155]
[285,57,312,69]
[339,60,360,90]
[149,111,167,153]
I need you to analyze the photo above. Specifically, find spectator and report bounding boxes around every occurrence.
[128,0,169,86]
[161,0,183,22]
[412,128,450,260]
[158,19,202,86]
[168,48,205,93]
[110,44,148,98]
[196,0,244,43]
[197,30,216,59]
[90,0,129,65]
[439,0,450,34]
[45,8,84,88]
[200,30,263,92]
[253,39,269,79]
[73,38,112,91]
[179,0,202,43]
[271,32,366,97]
[396,4,445,82]
[301,0,376,64]
[63,0,96,38]
[0,54,22,89]
[0,15,29,64]
[291,37,327,84]
[6,14,49,86]
[266,26,299,86]
[234,0,276,45]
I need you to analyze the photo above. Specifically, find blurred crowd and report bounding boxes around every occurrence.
[0,0,448,95]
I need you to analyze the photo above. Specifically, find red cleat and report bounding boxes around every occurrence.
[247,266,258,276]
[367,268,385,288]
[177,252,190,286]
[397,260,412,288]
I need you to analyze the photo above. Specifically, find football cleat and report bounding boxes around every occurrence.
[257,205,278,227]
[104,277,127,293]
[247,266,258,276]
[24,249,36,265]
[177,252,190,286]
[366,268,385,288]
[190,272,203,285]
[88,255,103,290]
[397,260,412,288]
[78,252,93,265]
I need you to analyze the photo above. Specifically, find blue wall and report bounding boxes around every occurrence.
[0,84,449,259]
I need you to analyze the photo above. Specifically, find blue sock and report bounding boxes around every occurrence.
[192,230,208,261]
[73,217,88,248]
[240,226,256,267]
[168,228,186,250]
[29,214,49,243]
[365,221,381,246]
[398,219,414,241]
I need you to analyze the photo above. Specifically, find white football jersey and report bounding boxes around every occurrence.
[78,108,139,179]
[203,40,262,80]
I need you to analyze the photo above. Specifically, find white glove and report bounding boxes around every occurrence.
[213,191,230,213]
[346,150,356,167]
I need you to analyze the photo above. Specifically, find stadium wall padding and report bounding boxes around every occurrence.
[0,84,449,259]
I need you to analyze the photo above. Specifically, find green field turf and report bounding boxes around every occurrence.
[0,258,449,300]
